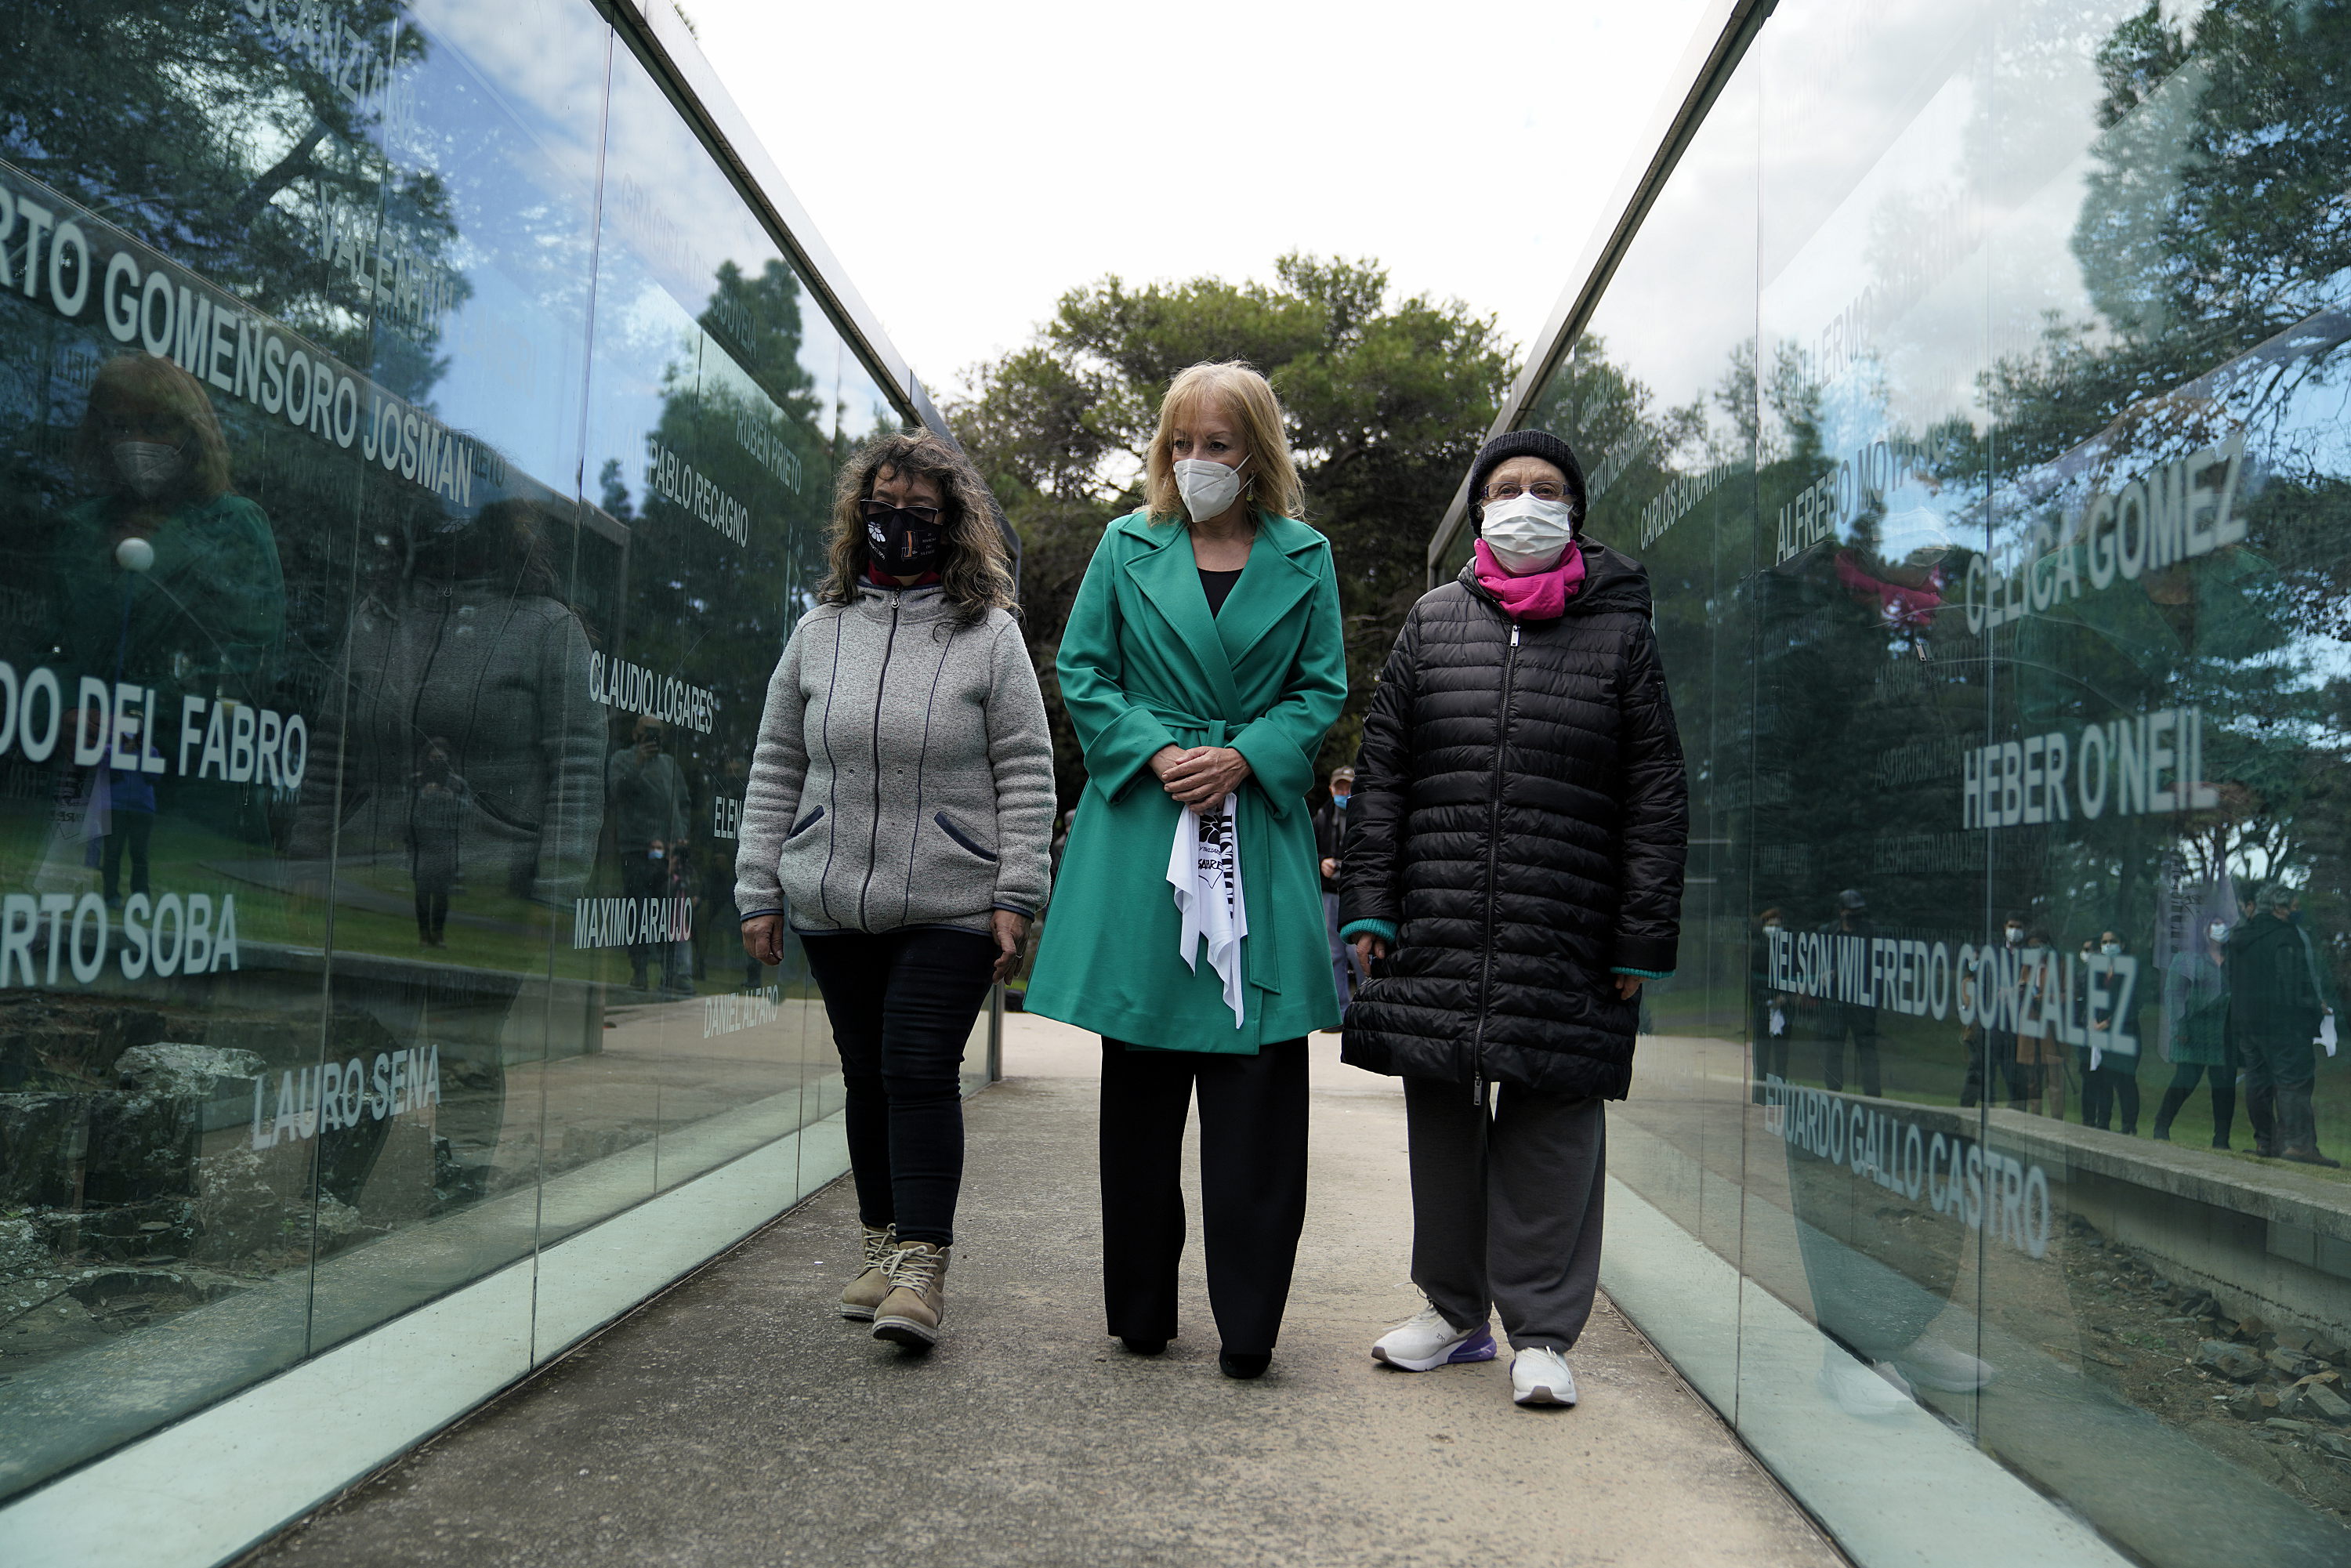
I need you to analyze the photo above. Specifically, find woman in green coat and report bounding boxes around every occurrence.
[1027,361,1347,1378]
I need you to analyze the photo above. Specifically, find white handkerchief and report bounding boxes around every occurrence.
[2322,1013,2338,1058]
[1167,795,1248,1027]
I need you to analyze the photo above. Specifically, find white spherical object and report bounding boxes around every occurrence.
[115,537,156,573]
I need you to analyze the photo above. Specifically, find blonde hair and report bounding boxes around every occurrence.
[1143,362,1304,525]
[76,353,234,501]
[819,429,1016,629]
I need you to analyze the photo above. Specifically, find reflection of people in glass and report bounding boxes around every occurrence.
[56,353,284,686]
[1962,914,2029,1109]
[1751,907,1791,1103]
[409,737,466,947]
[2016,926,2067,1120]
[607,716,691,993]
[2079,930,2143,1135]
[2230,885,2338,1166]
[1819,890,1881,1096]
[2154,917,2235,1147]
[53,353,285,871]
[1312,765,1361,1009]
[300,498,603,1204]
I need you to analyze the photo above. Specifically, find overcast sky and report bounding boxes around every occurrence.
[683,0,1719,403]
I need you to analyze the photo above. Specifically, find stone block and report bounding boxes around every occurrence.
[0,1092,88,1208]
[2305,1383,2351,1423]
[2268,1345,2324,1380]
[2199,1339,2269,1382]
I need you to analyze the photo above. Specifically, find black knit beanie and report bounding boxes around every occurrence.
[1465,429,1588,528]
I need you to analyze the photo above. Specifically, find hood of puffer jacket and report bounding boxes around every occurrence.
[1456,538,1654,620]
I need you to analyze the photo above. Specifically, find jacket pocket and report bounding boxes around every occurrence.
[788,806,825,839]
[934,811,998,862]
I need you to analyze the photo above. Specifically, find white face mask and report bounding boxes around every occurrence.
[2209,922,2230,943]
[1174,458,1245,523]
[2004,925,2024,946]
[113,440,187,499]
[1480,491,1577,573]
[2101,942,2121,957]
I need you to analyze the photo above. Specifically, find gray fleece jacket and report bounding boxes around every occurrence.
[734,583,1055,934]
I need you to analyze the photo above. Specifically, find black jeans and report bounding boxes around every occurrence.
[800,928,996,1247]
[621,851,681,987]
[2081,1045,2142,1132]
[1820,1005,1881,1097]
[1099,1037,1309,1356]
[102,809,153,902]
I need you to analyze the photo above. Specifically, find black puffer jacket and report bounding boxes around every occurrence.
[1339,542,1688,1099]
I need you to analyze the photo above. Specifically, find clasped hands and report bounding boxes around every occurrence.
[1150,744,1251,813]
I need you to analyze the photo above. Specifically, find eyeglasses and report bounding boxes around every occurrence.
[1483,480,1570,503]
[860,498,942,527]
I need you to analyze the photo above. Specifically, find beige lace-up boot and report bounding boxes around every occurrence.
[871,1240,950,1348]
[838,1223,896,1321]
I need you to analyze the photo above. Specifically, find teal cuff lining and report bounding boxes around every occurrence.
[1611,967,1672,980]
[1339,918,1396,943]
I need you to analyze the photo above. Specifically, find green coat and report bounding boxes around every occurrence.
[1027,510,1347,1052]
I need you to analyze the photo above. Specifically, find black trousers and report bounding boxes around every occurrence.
[801,928,996,1247]
[1099,1037,1308,1356]
[102,809,153,902]
[2081,1046,2142,1132]
[1820,1006,1881,1097]
[622,852,680,986]
[1962,1027,2027,1107]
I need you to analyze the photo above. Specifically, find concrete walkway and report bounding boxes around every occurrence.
[245,1016,1840,1568]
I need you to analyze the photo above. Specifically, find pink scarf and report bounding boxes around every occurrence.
[1474,538,1585,621]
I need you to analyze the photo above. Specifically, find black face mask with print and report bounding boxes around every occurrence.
[863,501,946,575]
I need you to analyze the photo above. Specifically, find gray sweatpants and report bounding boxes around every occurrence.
[1404,1076,1606,1353]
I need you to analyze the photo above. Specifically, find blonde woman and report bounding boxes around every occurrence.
[1026,362,1347,1379]
[736,429,1056,1351]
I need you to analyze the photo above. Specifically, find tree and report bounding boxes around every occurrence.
[951,253,1513,802]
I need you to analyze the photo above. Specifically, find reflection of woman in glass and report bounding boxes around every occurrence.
[2154,918,2237,1147]
[310,499,603,912]
[408,737,466,947]
[2080,930,2143,1135]
[1751,908,1791,1103]
[299,498,603,1208]
[57,353,284,683]
[2016,927,2067,1120]
[52,353,284,875]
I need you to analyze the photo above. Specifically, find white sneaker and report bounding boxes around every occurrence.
[1892,1339,1996,1392]
[1510,1346,1578,1406]
[1372,1304,1498,1371]
[1817,1351,1916,1418]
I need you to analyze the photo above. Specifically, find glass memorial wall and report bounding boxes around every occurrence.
[1469,0,2351,1560]
[0,0,930,1505]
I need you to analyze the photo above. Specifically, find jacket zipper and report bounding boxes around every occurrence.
[857,596,903,927]
[1469,617,1520,1106]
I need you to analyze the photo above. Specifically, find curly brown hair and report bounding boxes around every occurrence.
[819,430,1015,628]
